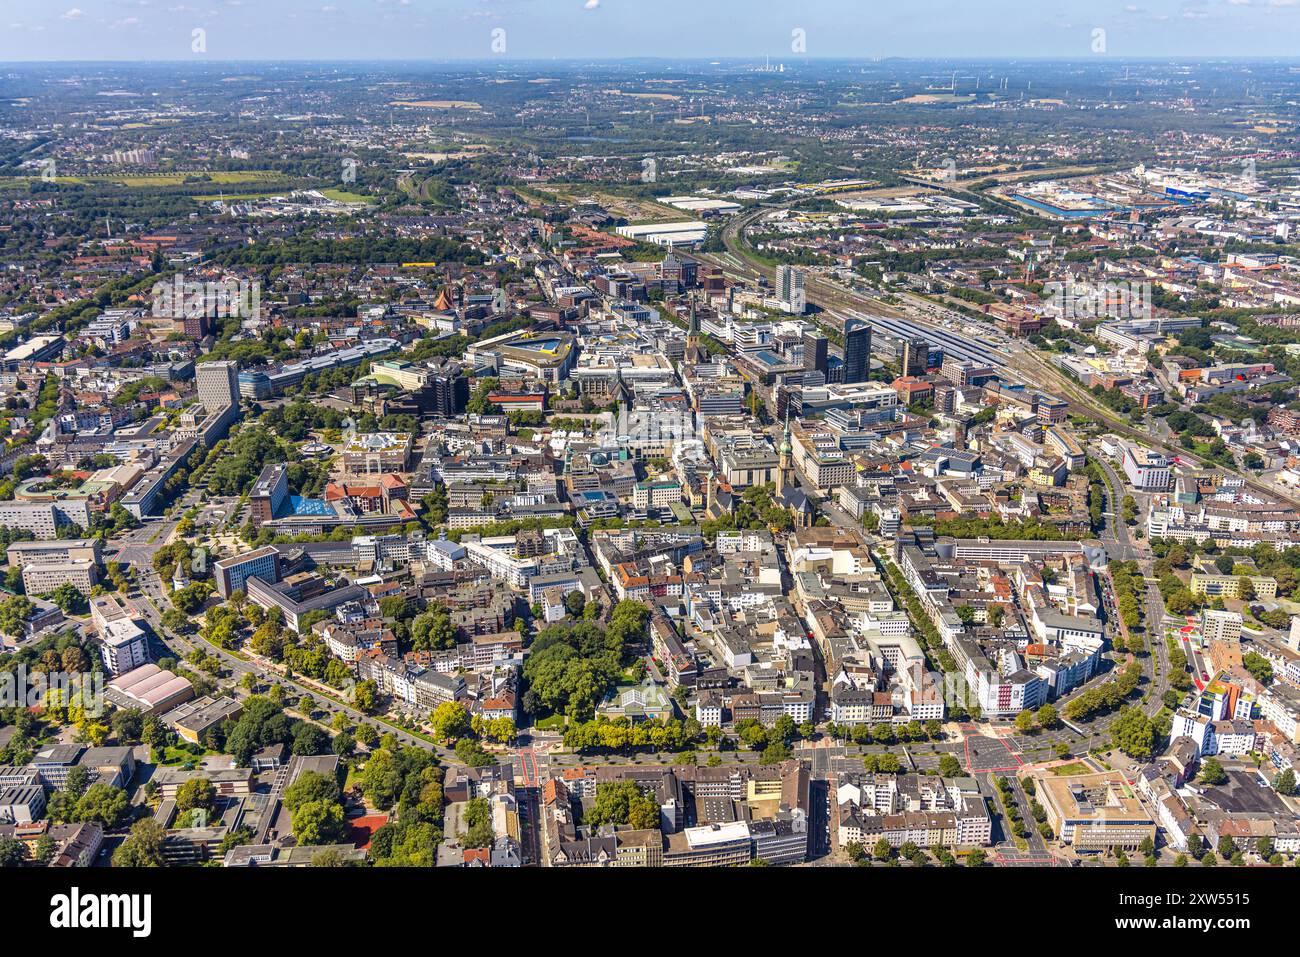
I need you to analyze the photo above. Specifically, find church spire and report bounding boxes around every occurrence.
[612,365,633,412]
[777,409,794,494]
[685,300,703,364]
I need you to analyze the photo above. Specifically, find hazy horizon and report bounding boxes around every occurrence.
[8,55,1300,65]
[5,0,1300,62]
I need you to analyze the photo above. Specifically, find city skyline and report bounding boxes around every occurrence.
[0,0,1295,915]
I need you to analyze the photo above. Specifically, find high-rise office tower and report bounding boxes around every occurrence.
[249,463,289,528]
[196,360,239,412]
[902,337,930,378]
[843,319,872,384]
[803,333,828,374]
[777,264,806,314]
[428,360,470,417]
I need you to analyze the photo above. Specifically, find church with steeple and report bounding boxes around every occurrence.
[774,411,814,527]
[611,366,634,413]
[433,285,455,314]
[776,413,794,494]
[683,301,707,365]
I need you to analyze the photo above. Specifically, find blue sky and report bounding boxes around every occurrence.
[4,0,1300,61]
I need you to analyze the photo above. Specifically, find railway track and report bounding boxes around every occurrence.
[694,196,1300,513]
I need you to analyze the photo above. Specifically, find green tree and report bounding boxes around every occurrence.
[291,722,330,756]
[175,777,217,815]
[1199,757,1228,787]
[111,708,144,745]
[112,819,167,867]
[355,723,380,748]
[223,696,294,767]
[352,679,378,714]
[1109,706,1157,761]
[761,740,792,764]
[430,701,472,741]
[1242,652,1273,685]
[461,797,496,848]
[64,764,93,800]
[410,606,458,652]
[47,582,88,616]
[359,749,404,810]
[0,595,35,637]
[73,783,130,829]
[0,836,27,868]
[1274,768,1296,796]
[292,800,346,846]
[1036,703,1059,730]
[332,731,356,757]
[284,770,341,813]
[32,833,57,865]
[587,780,661,830]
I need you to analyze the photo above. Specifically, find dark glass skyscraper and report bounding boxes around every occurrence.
[803,333,828,374]
[843,319,872,384]
[902,336,929,377]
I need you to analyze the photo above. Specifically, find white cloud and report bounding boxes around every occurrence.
[60,7,84,19]
[585,0,600,9]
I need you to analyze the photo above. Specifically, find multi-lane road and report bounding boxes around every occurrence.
[125,560,446,757]
[1090,449,1141,563]
[1085,443,1177,716]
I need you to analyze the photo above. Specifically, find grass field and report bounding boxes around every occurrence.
[320,188,376,204]
[0,169,287,189]
[159,745,217,767]
[1051,761,1091,776]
